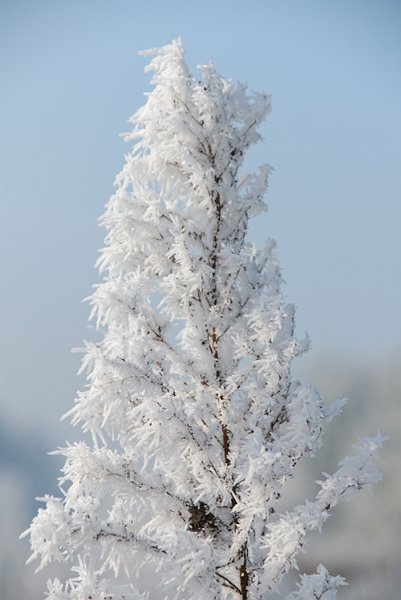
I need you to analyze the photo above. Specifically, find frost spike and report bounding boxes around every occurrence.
[24,39,384,600]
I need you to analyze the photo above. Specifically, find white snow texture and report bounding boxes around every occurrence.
[23,39,385,600]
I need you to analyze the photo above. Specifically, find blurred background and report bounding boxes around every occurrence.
[1,1,400,598]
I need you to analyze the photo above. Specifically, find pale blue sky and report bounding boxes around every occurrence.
[1,0,400,432]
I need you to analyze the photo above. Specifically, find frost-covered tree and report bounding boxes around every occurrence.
[23,40,385,600]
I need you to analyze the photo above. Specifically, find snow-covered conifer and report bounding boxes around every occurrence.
[23,39,385,600]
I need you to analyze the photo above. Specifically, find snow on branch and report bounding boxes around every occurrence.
[23,39,385,600]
